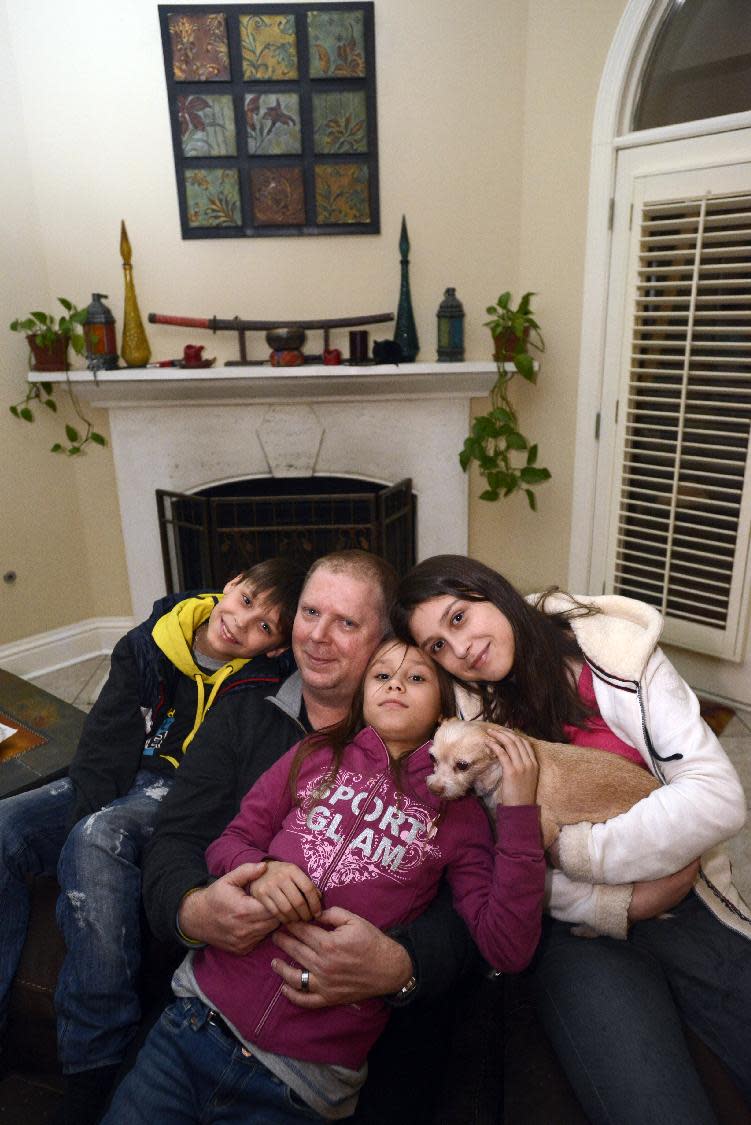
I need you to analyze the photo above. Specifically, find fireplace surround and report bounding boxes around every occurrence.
[52,362,497,620]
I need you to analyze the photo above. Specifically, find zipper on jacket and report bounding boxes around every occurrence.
[253,737,393,1040]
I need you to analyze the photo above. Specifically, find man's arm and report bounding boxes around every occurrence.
[272,880,479,1009]
[142,693,300,944]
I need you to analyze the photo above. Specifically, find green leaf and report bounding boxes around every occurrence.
[68,446,82,456]
[514,353,536,381]
[526,443,538,465]
[57,297,74,311]
[31,311,49,325]
[51,443,64,453]
[473,416,498,440]
[70,336,85,355]
[40,382,53,394]
[525,489,538,511]
[506,431,527,451]
[9,404,19,417]
[459,448,471,472]
[520,466,552,484]
[20,407,34,422]
[44,398,57,412]
[479,489,500,502]
[488,407,513,426]
[90,432,107,446]
[65,424,80,443]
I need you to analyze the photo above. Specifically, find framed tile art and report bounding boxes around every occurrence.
[158,4,379,238]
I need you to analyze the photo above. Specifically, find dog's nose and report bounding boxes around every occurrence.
[427,776,444,796]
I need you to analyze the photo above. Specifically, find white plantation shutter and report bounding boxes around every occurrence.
[602,165,751,659]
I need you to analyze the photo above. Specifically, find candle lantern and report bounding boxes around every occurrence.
[436,287,465,362]
[83,293,119,369]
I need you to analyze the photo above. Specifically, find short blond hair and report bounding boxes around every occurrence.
[303,550,397,632]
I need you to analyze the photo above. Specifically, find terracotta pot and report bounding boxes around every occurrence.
[26,333,69,372]
[492,327,531,363]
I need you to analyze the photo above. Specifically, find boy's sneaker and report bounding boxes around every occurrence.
[52,1064,121,1125]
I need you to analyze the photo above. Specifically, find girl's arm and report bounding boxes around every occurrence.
[445,799,546,972]
[205,746,299,875]
[557,652,746,886]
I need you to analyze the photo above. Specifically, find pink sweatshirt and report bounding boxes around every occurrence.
[195,726,545,1069]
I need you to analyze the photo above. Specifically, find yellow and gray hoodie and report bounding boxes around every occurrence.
[67,591,291,827]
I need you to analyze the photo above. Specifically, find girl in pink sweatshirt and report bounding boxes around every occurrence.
[103,639,545,1123]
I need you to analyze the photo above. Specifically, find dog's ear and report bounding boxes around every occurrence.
[441,716,460,726]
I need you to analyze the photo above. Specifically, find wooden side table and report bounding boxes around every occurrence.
[0,668,84,798]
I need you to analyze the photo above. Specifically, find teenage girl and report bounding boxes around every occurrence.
[392,553,751,1125]
[103,637,545,1124]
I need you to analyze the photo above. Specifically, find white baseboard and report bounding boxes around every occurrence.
[0,617,134,680]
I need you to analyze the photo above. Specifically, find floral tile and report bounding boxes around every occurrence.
[178,95,237,157]
[315,163,369,224]
[307,9,366,77]
[240,13,298,79]
[250,166,306,226]
[245,93,301,155]
[168,12,230,81]
[313,91,367,154]
[184,168,241,228]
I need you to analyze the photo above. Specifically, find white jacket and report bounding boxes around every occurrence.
[530,592,751,939]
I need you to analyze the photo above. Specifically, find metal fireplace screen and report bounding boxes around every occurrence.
[156,476,415,591]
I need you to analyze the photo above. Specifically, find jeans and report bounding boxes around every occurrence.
[102,997,325,1124]
[530,895,751,1124]
[0,769,173,1073]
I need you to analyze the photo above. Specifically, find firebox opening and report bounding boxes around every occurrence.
[157,476,416,593]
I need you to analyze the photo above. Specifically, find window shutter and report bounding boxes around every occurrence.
[607,189,751,659]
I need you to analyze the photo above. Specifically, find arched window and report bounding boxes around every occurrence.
[633,0,751,130]
[575,0,751,665]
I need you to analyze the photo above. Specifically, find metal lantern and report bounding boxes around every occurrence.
[436,287,465,362]
[83,293,119,370]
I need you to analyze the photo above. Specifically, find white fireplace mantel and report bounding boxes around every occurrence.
[40,363,497,619]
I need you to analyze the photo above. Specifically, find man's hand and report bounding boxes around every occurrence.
[178,863,278,953]
[250,860,322,923]
[627,858,700,924]
[271,906,413,1008]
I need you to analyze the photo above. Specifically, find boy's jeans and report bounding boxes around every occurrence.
[102,996,325,1124]
[0,769,172,1073]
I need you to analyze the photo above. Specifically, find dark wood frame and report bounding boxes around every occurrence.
[158,3,379,238]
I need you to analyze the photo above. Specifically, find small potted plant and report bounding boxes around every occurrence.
[10,297,87,372]
[8,297,106,455]
[460,290,551,510]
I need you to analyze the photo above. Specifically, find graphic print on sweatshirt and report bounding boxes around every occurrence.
[291,767,442,889]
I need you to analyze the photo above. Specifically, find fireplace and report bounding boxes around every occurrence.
[157,476,415,590]
[55,362,497,621]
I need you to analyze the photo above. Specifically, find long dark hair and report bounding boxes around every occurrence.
[288,635,456,801]
[391,555,596,742]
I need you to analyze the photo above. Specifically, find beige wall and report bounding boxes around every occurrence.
[0,0,627,645]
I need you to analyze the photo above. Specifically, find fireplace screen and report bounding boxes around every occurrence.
[157,476,415,591]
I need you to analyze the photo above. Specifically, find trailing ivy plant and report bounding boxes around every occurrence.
[460,291,551,510]
[8,298,107,455]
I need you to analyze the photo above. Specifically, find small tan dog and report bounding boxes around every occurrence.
[428,717,660,849]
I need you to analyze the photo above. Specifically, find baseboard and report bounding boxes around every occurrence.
[0,618,134,680]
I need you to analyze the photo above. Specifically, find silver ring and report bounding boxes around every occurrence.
[300,969,310,993]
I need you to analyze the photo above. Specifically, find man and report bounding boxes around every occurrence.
[143,550,477,1122]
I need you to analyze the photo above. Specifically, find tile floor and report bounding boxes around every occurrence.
[29,657,751,903]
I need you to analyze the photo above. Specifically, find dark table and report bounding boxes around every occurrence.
[0,668,84,798]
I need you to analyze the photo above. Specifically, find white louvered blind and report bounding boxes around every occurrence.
[609,190,751,657]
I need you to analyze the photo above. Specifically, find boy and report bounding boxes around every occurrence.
[0,557,305,1125]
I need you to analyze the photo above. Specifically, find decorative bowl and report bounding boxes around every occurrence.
[266,326,306,351]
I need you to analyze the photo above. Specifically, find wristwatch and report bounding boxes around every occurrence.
[395,974,417,1001]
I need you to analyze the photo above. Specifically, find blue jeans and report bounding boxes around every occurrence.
[102,997,325,1124]
[0,769,173,1073]
[530,895,751,1124]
